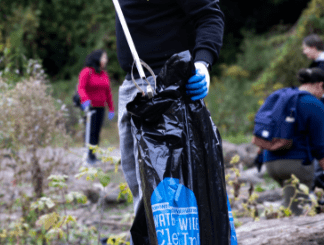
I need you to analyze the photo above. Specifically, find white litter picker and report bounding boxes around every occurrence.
[112,0,156,98]
[83,107,96,163]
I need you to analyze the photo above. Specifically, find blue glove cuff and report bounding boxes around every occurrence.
[81,100,91,111]
[108,112,115,120]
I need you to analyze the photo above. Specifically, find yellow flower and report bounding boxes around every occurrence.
[230,154,240,164]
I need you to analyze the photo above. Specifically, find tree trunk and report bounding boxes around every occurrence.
[31,149,43,198]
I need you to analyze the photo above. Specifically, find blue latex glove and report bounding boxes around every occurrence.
[186,62,210,101]
[81,100,91,111]
[108,111,115,120]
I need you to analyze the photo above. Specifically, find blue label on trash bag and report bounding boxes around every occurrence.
[227,196,238,245]
[151,178,200,245]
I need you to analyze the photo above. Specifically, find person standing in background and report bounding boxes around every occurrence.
[115,0,225,244]
[303,34,324,70]
[78,49,115,165]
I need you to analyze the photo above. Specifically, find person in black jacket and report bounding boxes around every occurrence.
[115,1,225,244]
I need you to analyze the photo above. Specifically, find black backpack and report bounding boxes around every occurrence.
[72,83,81,108]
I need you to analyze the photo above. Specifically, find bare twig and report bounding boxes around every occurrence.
[61,189,70,244]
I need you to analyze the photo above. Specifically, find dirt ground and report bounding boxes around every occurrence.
[1,146,324,245]
[0,147,134,242]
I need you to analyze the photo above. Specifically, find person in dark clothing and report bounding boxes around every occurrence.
[115,1,224,244]
[303,34,324,194]
[263,68,324,215]
[116,0,224,81]
[303,34,324,71]
[78,49,115,164]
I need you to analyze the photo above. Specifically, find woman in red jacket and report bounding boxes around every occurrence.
[78,49,115,164]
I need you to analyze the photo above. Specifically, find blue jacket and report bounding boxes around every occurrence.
[264,94,324,163]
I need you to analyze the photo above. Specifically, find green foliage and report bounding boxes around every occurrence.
[0,0,310,82]
[48,175,69,189]
[236,31,286,76]
[106,234,131,245]
[36,212,77,240]
[254,182,281,193]
[253,0,324,94]
[0,0,126,81]
[0,3,40,74]
[0,149,129,244]
[206,67,258,138]
[254,184,266,193]
[226,155,319,222]
[0,60,70,199]
[75,166,111,188]
[222,134,252,145]
[36,0,121,78]
[0,47,128,245]
[0,47,46,85]
[65,192,88,204]
[0,76,68,150]
[118,183,134,204]
[209,0,324,140]
[31,197,56,211]
[276,174,318,217]
[218,0,310,67]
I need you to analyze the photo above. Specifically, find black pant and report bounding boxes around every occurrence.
[313,159,324,190]
[85,107,105,160]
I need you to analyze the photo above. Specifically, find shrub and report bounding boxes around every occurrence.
[253,0,324,95]
[236,31,291,77]
[0,78,68,149]
[0,73,69,201]
[206,65,258,139]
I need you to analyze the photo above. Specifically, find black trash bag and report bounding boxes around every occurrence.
[127,51,230,245]
[72,91,81,108]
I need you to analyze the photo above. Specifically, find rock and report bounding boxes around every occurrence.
[256,189,282,203]
[222,141,259,168]
[236,213,324,245]
[238,166,267,185]
[82,182,126,205]
[83,188,101,203]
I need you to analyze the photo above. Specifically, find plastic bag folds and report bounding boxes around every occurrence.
[127,51,230,245]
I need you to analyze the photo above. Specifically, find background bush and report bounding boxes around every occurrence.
[1,0,324,143]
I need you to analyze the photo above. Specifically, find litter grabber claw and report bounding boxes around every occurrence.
[112,0,156,98]
[130,59,156,98]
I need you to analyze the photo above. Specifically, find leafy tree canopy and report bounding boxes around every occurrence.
[0,0,312,81]
[0,0,124,81]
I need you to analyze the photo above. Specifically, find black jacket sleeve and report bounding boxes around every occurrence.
[176,0,225,66]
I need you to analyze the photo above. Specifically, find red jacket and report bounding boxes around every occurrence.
[78,67,115,112]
